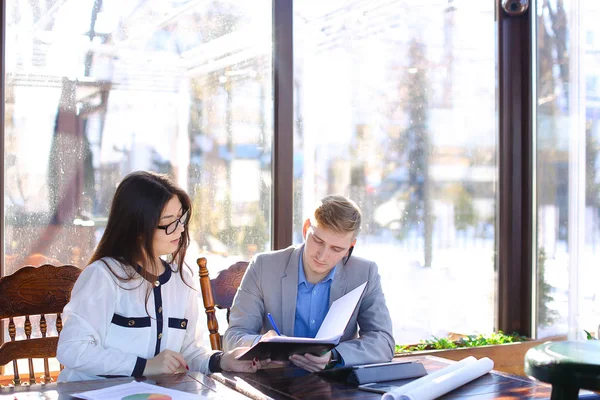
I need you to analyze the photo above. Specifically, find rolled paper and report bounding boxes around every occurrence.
[382,357,477,400]
[382,357,494,400]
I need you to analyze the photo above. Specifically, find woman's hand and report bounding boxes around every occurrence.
[144,349,188,375]
[221,347,271,373]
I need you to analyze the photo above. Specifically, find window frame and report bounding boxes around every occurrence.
[496,1,535,338]
[0,0,538,343]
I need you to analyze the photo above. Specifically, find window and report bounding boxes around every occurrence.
[3,0,272,375]
[2,0,596,380]
[293,1,497,344]
[536,0,600,339]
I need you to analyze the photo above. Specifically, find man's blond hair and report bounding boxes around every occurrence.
[313,195,362,237]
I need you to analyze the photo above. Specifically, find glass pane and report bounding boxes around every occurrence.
[294,1,497,344]
[4,0,272,355]
[536,0,600,340]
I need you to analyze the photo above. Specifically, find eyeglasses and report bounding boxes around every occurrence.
[157,211,189,235]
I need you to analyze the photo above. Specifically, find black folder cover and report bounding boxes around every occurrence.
[319,361,428,385]
[237,341,336,361]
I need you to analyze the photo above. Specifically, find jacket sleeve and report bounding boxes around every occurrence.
[334,262,395,367]
[56,264,147,377]
[223,256,265,350]
[180,278,215,374]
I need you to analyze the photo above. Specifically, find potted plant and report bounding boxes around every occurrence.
[394,331,559,376]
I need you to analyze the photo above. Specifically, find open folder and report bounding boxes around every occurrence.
[237,281,368,361]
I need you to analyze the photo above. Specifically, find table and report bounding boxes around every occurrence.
[525,340,600,399]
[2,355,599,399]
[1,372,249,399]
[223,355,600,399]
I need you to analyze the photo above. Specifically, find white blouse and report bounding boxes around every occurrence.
[57,257,213,381]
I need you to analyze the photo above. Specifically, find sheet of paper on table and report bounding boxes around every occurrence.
[73,380,201,400]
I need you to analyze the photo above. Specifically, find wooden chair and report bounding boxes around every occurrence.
[197,257,248,351]
[0,264,81,385]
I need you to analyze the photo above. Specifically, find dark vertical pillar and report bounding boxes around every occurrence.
[272,0,293,250]
[497,0,534,337]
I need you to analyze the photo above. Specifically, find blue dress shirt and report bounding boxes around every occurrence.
[294,256,336,338]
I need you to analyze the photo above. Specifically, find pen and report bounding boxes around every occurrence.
[267,313,281,335]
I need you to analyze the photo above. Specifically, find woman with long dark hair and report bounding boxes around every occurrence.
[57,171,268,381]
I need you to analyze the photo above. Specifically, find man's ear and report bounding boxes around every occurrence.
[343,239,357,265]
[302,219,311,239]
[343,245,355,266]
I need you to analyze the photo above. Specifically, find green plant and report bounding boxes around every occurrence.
[395,331,526,354]
[584,330,597,340]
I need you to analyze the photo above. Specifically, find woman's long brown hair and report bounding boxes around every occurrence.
[89,171,192,300]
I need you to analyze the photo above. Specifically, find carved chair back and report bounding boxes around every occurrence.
[0,264,81,385]
[197,257,248,351]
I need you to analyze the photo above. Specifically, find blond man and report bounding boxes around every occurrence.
[224,195,394,371]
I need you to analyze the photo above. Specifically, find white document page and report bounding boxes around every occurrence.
[262,281,368,344]
[316,281,367,340]
[73,381,202,400]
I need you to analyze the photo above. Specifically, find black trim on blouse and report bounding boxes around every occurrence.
[133,260,173,286]
[111,314,151,328]
[168,317,188,330]
[131,260,173,356]
[153,285,164,356]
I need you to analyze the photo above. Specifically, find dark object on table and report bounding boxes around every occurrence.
[525,340,600,400]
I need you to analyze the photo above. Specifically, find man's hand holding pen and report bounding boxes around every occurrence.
[261,330,282,340]
[260,314,290,367]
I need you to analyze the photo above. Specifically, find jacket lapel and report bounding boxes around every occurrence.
[329,259,347,307]
[281,245,302,336]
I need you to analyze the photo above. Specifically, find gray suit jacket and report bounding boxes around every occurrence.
[223,245,395,367]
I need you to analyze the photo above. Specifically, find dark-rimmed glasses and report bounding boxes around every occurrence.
[157,211,189,235]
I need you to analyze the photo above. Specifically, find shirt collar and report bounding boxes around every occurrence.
[298,253,336,287]
[134,259,172,286]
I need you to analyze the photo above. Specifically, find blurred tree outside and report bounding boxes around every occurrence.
[241,204,269,258]
[398,38,433,267]
[189,185,222,254]
[537,0,569,241]
[586,120,600,249]
[537,248,559,326]
[535,0,569,331]
[449,184,477,232]
[187,1,245,256]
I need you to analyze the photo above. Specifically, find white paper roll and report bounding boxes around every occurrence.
[383,357,494,400]
[381,356,477,400]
